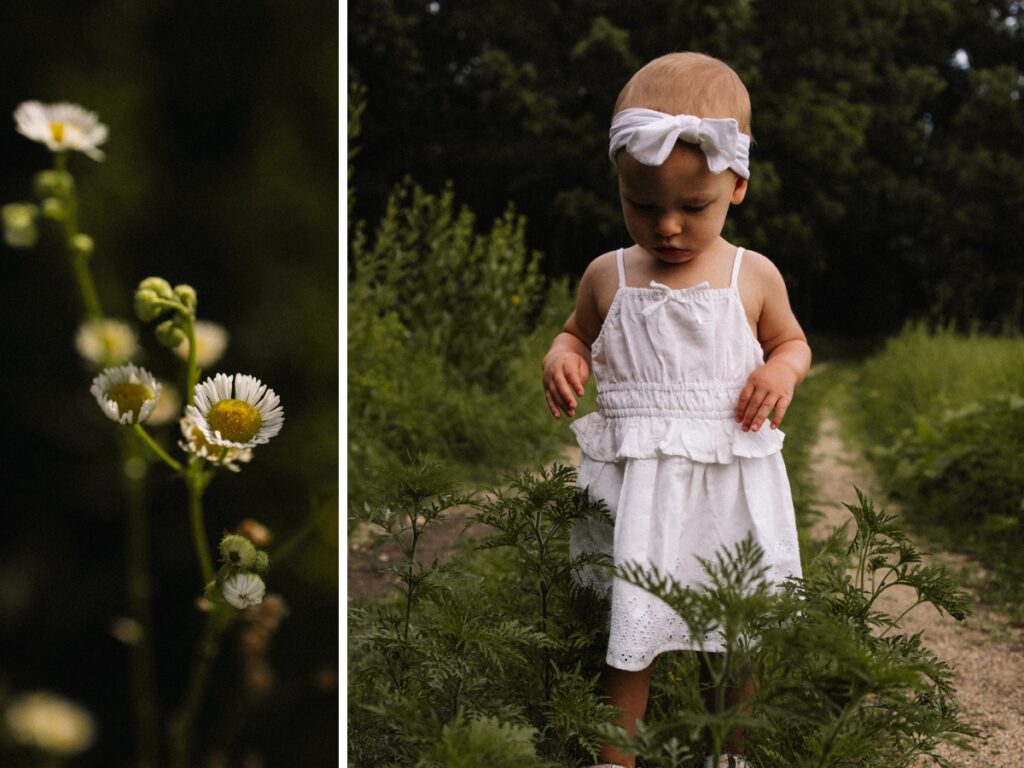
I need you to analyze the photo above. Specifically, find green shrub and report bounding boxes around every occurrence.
[347,180,575,507]
[349,463,974,767]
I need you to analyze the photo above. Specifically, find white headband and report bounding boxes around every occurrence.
[609,108,751,179]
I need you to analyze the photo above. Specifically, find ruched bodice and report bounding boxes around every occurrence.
[571,248,784,463]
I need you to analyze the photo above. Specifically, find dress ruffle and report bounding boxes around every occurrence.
[570,410,784,464]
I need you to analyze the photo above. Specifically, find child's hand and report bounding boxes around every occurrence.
[735,360,799,432]
[543,351,589,419]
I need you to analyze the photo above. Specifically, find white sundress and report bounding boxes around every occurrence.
[570,246,803,671]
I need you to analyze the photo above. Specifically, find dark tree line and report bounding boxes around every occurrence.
[350,0,1024,334]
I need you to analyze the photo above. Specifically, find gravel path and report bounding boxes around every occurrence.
[809,412,1024,766]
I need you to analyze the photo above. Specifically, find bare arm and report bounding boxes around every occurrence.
[735,257,811,432]
[541,259,607,419]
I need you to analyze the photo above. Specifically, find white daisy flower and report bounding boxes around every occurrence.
[74,318,139,366]
[178,412,253,471]
[187,373,283,449]
[14,101,108,161]
[173,320,229,368]
[4,691,96,756]
[90,364,161,424]
[222,572,266,609]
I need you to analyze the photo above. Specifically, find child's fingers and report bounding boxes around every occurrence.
[735,382,755,420]
[544,389,561,418]
[769,395,791,429]
[571,358,588,396]
[546,374,577,418]
[738,387,767,429]
[748,395,777,432]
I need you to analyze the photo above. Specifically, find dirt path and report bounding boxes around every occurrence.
[809,412,1024,766]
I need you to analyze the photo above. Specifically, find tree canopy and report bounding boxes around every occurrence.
[350,0,1024,334]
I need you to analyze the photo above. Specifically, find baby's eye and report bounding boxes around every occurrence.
[626,198,654,211]
[682,203,709,214]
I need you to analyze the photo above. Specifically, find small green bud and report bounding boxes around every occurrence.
[173,284,197,313]
[41,197,67,222]
[154,319,187,348]
[134,278,177,322]
[69,233,94,258]
[204,580,222,604]
[134,289,164,322]
[32,169,75,200]
[137,276,174,299]
[252,550,270,574]
[219,534,257,569]
[2,203,39,249]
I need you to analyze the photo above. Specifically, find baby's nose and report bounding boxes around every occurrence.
[655,212,683,236]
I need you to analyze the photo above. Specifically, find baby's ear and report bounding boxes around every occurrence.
[731,176,748,205]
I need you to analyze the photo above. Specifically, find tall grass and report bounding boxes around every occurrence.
[854,322,1024,614]
[858,322,1024,442]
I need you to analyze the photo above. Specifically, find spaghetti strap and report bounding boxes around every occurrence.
[729,247,746,289]
[616,247,627,288]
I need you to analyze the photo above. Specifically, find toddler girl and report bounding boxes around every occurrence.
[542,52,811,768]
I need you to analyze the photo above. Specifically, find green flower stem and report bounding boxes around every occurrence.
[169,605,235,768]
[53,153,105,324]
[184,315,199,406]
[119,432,161,768]
[132,423,184,474]
[70,251,104,324]
[187,461,216,585]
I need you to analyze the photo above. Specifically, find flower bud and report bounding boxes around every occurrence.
[219,534,258,569]
[252,550,270,574]
[238,519,272,547]
[32,169,75,200]
[154,319,187,349]
[133,290,165,322]
[204,580,221,604]
[173,284,197,313]
[134,277,175,322]
[69,233,94,258]
[2,203,39,249]
[41,197,67,222]
[137,276,174,299]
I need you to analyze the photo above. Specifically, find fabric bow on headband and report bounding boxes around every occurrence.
[608,108,751,179]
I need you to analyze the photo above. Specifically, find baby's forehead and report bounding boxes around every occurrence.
[617,144,724,193]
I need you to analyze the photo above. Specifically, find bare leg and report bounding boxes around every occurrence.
[699,654,755,755]
[598,662,654,768]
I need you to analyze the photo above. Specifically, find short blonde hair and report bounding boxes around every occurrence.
[613,52,752,137]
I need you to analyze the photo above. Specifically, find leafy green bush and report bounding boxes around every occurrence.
[349,464,974,767]
[347,179,574,507]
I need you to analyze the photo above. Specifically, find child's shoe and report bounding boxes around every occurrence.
[704,756,753,768]
[588,764,626,768]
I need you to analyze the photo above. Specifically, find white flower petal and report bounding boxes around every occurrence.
[222,572,265,609]
[187,372,284,450]
[13,101,108,161]
[90,364,161,424]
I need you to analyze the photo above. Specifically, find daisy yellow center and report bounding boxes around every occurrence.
[207,399,262,443]
[50,122,66,142]
[107,382,153,418]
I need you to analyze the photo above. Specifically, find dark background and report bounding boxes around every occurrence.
[0,1,338,765]
[350,0,1024,337]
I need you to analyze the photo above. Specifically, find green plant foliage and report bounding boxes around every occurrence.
[856,323,1024,612]
[349,461,975,767]
[348,461,616,767]
[347,178,574,507]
